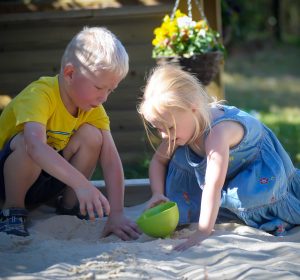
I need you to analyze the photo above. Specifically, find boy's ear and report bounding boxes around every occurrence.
[63,63,75,81]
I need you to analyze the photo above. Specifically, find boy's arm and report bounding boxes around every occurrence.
[99,130,124,212]
[99,130,140,240]
[24,121,110,218]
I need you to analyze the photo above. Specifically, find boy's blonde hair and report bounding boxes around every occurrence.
[61,26,129,79]
[138,65,216,155]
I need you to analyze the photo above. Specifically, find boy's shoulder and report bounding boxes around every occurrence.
[9,75,60,113]
[18,75,59,102]
[25,76,59,93]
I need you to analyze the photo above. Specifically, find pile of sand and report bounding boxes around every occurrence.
[1,203,300,279]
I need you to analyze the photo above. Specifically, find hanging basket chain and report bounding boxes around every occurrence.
[171,0,219,45]
[187,0,192,18]
[194,0,210,26]
[170,0,211,29]
[171,0,180,20]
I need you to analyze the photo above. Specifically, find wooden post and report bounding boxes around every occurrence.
[178,0,224,100]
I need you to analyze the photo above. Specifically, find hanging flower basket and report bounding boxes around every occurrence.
[156,51,223,86]
[152,0,225,86]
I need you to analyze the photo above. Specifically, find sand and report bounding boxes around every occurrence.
[1,203,300,279]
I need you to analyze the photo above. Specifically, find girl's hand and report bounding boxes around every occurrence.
[75,185,110,220]
[146,193,169,209]
[174,230,211,251]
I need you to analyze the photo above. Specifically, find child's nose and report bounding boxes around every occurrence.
[97,93,108,103]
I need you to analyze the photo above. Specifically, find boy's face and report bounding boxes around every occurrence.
[65,66,120,112]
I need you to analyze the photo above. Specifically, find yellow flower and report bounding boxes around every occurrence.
[174,9,185,19]
[195,20,207,30]
[163,14,171,23]
[152,9,224,58]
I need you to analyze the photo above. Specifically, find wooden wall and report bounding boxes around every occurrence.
[0,5,173,166]
[0,2,222,169]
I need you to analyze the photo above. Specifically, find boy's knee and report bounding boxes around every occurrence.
[66,124,103,153]
[10,133,26,152]
[77,124,103,148]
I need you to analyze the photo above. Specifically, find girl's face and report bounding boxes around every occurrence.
[152,108,197,146]
[64,65,120,112]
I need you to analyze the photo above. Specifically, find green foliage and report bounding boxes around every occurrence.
[260,109,300,167]
[224,43,300,168]
[221,0,300,45]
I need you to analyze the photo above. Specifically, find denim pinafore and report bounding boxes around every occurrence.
[165,105,300,235]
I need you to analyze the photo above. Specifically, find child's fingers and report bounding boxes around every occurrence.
[86,202,96,221]
[79,201,87,216]
[93,198,104,219]
[147,197,169,209]
[99,193,110,216]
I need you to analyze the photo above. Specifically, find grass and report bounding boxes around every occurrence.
[224,42,300,167]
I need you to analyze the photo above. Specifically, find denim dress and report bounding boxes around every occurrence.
[165,105,300,235]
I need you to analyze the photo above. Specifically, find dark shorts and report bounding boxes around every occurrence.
[0,138,66,207]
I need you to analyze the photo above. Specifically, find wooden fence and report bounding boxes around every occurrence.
[0,2,222,170]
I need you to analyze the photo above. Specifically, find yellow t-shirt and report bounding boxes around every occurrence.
[0,76,110,151]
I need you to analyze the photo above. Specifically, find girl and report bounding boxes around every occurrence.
[138,65,300,251]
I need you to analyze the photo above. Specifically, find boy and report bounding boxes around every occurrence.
[0,26,140,240]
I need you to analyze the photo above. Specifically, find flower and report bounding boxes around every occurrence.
[152,9,225,58]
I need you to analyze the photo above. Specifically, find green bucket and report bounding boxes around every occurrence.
[136,201,179,238]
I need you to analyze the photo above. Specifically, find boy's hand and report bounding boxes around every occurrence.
[75,185,110,220]
[146,193,169,209]
[174,230,211,251]
[101,211,141,240]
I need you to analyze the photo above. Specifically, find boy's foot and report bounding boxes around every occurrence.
[0,208,29,237]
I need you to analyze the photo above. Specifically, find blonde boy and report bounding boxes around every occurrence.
[0,27,140,240]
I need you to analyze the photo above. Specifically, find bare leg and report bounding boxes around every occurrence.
[61,124,102,208]
[3,133,42,208]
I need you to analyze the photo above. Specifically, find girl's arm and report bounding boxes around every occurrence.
[198,124,230,234]
[175,121,243,251]
[147,140,173,208]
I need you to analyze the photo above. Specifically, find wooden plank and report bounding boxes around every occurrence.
[0,61,155,101]
[108,110,143,131]
[0,49,63,74]
[92,178,150,188]
[118,150,152,166]
[0,18,161,51]
[95,179,152,207]
[0,4,172,23]
[0,44,154,73]
[112,130,147,151]
[0,76,148,102]
[0,84,144,110]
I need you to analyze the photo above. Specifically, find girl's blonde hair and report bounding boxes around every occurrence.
[61,26,129,79]
[138,65,216,155]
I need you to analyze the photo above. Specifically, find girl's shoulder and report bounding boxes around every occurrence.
[210,104,261,126]
[207,105,245,148]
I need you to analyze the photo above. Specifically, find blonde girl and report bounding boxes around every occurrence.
[138,65,300,251]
